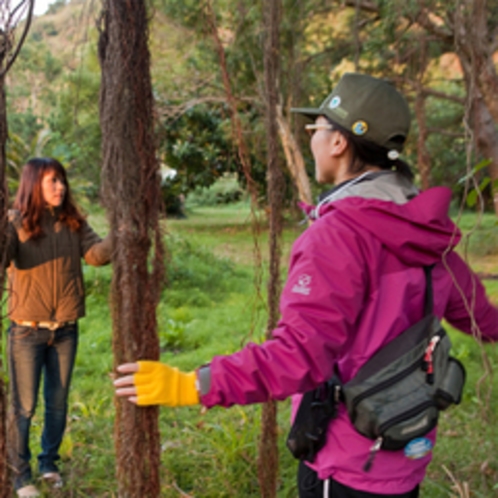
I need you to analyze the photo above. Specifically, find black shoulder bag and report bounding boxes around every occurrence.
[287,266,466,470]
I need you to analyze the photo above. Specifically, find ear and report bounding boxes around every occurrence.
[329,132,349,157]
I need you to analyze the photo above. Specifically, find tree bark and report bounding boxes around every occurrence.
[460,64,498,215]
[414,37,431,190]
[453,3,498,215]
[454,0,498,124]
[259,0,282,496]
[276,105,312,205]
[0,3,35,493]
[98,2,164,496]
[0,72,12,498]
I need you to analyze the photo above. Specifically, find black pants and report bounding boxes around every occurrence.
[298,461,420,498]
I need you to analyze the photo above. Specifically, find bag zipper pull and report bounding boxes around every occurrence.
[363,437,382,472]
[423,336,441,385]
[334,384,341,403]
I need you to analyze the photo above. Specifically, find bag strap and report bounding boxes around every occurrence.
[423,265,434,316]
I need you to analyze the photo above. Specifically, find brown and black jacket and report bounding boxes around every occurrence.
[7,208,112,323]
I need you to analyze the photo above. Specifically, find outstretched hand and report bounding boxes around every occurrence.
[113,361,200,407]
[114,363,140,404]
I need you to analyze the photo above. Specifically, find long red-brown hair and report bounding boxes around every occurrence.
[13,158,86,239]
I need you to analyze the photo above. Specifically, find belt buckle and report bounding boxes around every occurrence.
[38,321,60,330]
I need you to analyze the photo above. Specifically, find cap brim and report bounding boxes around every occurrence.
[290,107,322,120]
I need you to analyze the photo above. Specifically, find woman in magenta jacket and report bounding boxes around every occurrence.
[114,73,498,497]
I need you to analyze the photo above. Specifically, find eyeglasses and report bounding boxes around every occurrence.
[305,123,334,137]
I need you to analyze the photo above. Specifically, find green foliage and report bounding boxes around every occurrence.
[451,212,498,258]
[159,104,239,193]
[186,173,244,207]
[46,59,102,190]
[47,0,67,16]
[7,108,43,143]
[164,231,246,298]
[458,159,498,213]
[5,129,53,195]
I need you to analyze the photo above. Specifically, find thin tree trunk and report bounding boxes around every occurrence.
[259,0,282,496]
[455,0,498,124]
[415,87,430,190]
[0,72,12,498]
[455,21,498,216]
[465,84,498,215]
[276,105,312,205]
[98,2,164,496]
[414,37,431,191]
[0,3,34,493]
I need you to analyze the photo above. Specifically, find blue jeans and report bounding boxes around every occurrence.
[8,322,78,490]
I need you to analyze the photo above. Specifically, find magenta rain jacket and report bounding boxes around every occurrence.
[199,173,498,494]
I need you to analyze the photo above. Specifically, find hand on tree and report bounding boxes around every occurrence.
[114,361,199,407]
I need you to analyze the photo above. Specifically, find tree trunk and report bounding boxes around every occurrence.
[258,0,282,496]
[414,38,431,191]
[0,72,12,498]
[465,84,498,215]
[415,87,431,190]
[276,105,312,205]
[455,0,498,124]
[455,7,498,216]
[0,2,35,491]
[98,2,164,496]
[454,0,498,212]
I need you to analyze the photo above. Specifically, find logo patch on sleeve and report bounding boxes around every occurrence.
[292,274,312,295]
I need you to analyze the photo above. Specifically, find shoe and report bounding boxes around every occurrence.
[16,485,40,498]
[42,471,63,488]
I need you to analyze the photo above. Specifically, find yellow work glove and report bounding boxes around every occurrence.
[134,361,199,407]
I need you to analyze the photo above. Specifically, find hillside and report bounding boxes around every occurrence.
[7,0,207,120]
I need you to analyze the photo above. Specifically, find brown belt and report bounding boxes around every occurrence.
[15,320,76,331]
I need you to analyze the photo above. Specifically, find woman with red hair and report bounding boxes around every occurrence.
[6,158,112,497]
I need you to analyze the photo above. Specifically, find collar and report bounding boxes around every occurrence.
[299,171,380,221]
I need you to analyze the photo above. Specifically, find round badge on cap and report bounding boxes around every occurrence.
[352,120,368,136]
[329,96,341,109]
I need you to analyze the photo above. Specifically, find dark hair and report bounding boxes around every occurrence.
[326,118,414,181]
[13,157,85,239]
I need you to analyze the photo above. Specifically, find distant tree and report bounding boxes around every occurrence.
[0,2,35,495]
[159,103,241,192]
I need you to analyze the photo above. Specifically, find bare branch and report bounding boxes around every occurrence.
[426,127,465,138]
[412,5,453,44]
[342,0,378,14]
[421,87,465,105]
[401,78,465,105]
[0,0,35,77]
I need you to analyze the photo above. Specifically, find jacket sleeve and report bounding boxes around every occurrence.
[6,210,20,266]
[79,221,113,266]
[442,252,498,342]
[200,217,369,408]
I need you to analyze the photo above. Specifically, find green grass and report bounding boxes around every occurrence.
[2,204,497,497]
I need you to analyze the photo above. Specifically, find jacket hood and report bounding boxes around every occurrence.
[322,186,460,267]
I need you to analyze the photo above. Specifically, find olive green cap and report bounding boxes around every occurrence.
[292,73,411,152]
